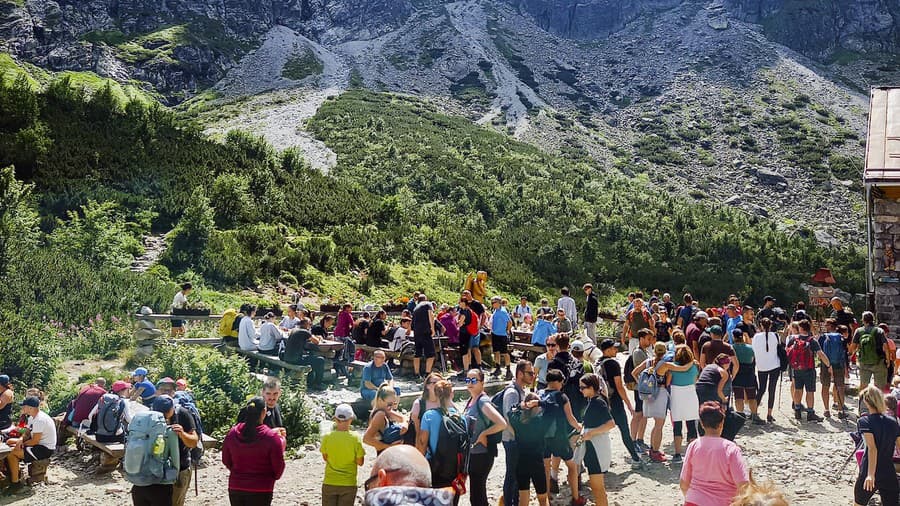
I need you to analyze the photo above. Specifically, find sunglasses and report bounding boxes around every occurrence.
[464,378,480,384]
[546,343,557,348]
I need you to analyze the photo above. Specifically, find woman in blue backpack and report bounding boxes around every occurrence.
[416,380,464,504]
[463,368,507,506]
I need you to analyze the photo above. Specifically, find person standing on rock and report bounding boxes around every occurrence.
[854,386,900,506]
[679,402,749,506]
[583,284,599,345]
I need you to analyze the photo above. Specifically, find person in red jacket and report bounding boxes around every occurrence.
[222,397,287,505]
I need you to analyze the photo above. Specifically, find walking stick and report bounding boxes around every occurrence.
[194,461,199,496]
[777,368,783,407]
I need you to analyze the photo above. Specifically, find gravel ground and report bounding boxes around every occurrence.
[0,364,866,506]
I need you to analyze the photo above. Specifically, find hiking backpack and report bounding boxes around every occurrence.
[218,309,239,338]
[637,360,664,400]
[173,391,204,463]
[857,327,883,366]
[490,385,518,418]
[821,333,846,368]
[787,336,815,371]
[95,393,126,442]
[475,395,503,445]
[427,408,470,491]
[623,354,637,390]
[123,411,179,486]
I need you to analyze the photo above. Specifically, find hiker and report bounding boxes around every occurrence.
[851,311,892,392]
[533,336,555,391]
[514,296,532,327]
[582,284,599,344]
[676,293,695,331]
[881,323,898,381]
[571,340,592,374]
[540,369,583,502]
[319,403,363,506]
[557,287,577,330]
[695,353,732,409]
[501,360,535,506]
[388,317,413,354]
[596,339,643,469]
[405,372,442,447]
[752,318,782,423]
[238,304,259,351]
[819,318,849,419]
[508,392,549,506]
[576,373,617,506]
[680,401,749,506]
[257,312,282,356]
[4,396,56,495]
[685,311,709,360]
[416,379,465,503]
[279,304,302,331]
[87,380,133,443]
[412,294,437,378]
[170,282,192,337]
[552,308,573,335]
[463,368,507,506]
[61,377,107,438]
[788,319,832,422]
[622,298,654,353]
[0,375,13,431]
[312,315,335,341]
[632,342,676,463]
[238,378,286,437]
[364,384,409,455]
[831,297,858,332]
[654,304,673,342]
[361,350,401,401]
[222,397,286,506]
[723,305,741,342]
[490,296,513,381]
[854,386,900,506]
[548,333,587,422]
[699,325,737,378]
[732,329,764,424]
[284,318,326,389]
[629,328,655,454]
[667,345,700,463]
[536,298,554,318]
[456,298,480,380]
[366,310,391,348]
[151,395,199,506]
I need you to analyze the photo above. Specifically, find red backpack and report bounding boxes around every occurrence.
[787,336,815,371]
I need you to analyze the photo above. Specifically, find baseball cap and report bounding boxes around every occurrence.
[176,379,187,388]
[764,295,775,302]
[132,367,148,377]
[112,380,132,393]
[600,339,617,351]
[0,375,9,386]
[151,395,174,414]
[694,311,709,320]
[21,396,40,408]
[156,377,176,387]
[335,403,355,421]
[571,340,584,352]
[709,325,724,336]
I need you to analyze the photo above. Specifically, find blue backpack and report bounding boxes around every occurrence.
[123,411,179,486]
[821,333,846,368]
[173,391,204,463]
[637,360,664,400]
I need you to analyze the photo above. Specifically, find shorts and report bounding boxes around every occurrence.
[414,335,436,358]
[171,319,184,328]
[23,445,53,463]
[854,474,899,506]
[732,386,757,400]
[820,365,846,389]
[131,484,174,506]
[516,453,548,494]
[792,368,816,393]
[634,389,643,413]
[458,330,471,355]
[859,362,889,389]
[470,332,482,349]
[543,436,574,461]
[582,435,611,475]
[491,333,509,354]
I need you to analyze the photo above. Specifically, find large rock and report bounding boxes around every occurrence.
[756,168,787,185]
[505,0,681,39]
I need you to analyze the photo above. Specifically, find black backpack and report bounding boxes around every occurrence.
[623,354,637,389]
[174,392,204,464]
[476,395,503,446]
[427,408,471,488]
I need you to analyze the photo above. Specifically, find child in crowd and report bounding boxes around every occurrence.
[321,404,365,506]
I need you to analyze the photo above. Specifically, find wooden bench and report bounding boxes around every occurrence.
[510,341,545,361]
[67,426,124,472]
[233,348,312,378]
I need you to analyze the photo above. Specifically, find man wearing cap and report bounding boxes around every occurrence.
[156,377,177,397]
[151,395,198,506]
[699,326,738,381]
[756,296,776,324]
[87,381,133,443]
[5,396,56,494]
[596,339,643,469]
[583,284,599,344]
[132,368,157,405]
[321,403,364,506]
[0,375,14,431]
[685,311,709,359]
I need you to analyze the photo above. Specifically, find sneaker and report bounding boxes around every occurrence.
[751,413,765,425]
[634,440,648,453]
[504,369,513,381]
[807,411,823,423]
[549,477,560,494]
[823,410,831,418]
[650,450,668,463]
[571,498,587,506]
[671,453,683,464]
[838,410,849,420]
[3,482,23,496]
[793,405,802,421]
[631,458,644,470]
[491,367,502,378]
[767,414,776,423]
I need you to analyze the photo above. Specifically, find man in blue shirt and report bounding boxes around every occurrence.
[131,367,157,405]
[724,304,742,344]
[360,350,400,401]
[490,296,513,380]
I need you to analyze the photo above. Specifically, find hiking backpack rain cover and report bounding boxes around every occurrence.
[124,411,180,486]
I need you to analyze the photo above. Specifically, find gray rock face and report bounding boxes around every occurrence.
[756,168,788,185]
[505,0,681,39]
[723,0,900,60]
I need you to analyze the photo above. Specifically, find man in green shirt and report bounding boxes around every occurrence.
[321,404,365,506]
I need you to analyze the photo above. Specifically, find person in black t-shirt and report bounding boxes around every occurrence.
[855,386,900,506]
[756,296,776,325]
[597,339,642,468]
[151,395,198,506]
[411,295,436,377]
[283,318,326,389]
[237,378,287,437]
[366,311,390,348]
[311,315,334,340]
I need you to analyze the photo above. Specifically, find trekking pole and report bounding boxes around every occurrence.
[194,461,198,496]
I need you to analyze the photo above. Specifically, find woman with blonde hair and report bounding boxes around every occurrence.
[668,345,699,463]
[854,385,900,506]
[405,371,442,445]
[730,476,789,506]
[417,380,464,504]
[363,383,408,455]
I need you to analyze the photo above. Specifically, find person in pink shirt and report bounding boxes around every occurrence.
[335,304,355,338]
[680,401,749,506]
[222,396,287,505]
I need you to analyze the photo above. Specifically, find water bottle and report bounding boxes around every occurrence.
[152,434,165,457]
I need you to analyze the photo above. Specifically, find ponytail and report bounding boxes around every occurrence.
[240,396,266,443]
[760,318,772,353]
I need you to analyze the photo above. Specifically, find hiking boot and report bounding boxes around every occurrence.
[3,482,23,496]
[751,413,766,425]
[649,450,668,463]
[634,439,648,453]
[549,477,559,494]
[671,453,683,464]
[838,410,849,420]
[807,410,823,423]
[793,404,803,421]
[504,368,513,381]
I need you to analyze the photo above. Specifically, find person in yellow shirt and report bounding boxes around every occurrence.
[322,404,365,506]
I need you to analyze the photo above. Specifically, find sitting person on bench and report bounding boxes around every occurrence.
[283,318,326,389]
[0,375,13,432]
[87,380,133,443]
[312,315,335,341]
[60,377,108,441]
[367,311,392,348]
[131,368,157,406]
[390,317,413,353]
[279,304,302,331]
[362,351,401,401]
[258,312,283,356]
[238,304,260,351]
[5,396,56,494]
